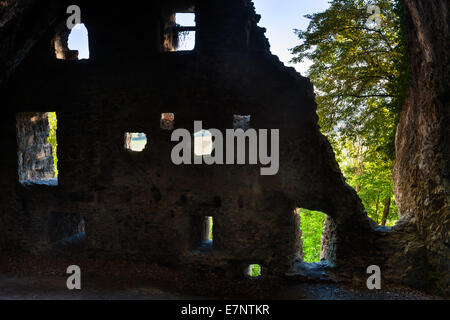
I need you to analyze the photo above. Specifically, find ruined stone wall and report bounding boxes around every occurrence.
[0,0,65,86]
[0,0,372,279]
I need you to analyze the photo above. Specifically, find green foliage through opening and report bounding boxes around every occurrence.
[250,264,261,277]
[291,0,409,227]
[298,209,327,263]
[47,112,58,178]
[208,216,213,240]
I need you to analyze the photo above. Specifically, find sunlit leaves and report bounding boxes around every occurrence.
[291,0,408,158]
[291,0,409,225]
[298,209,327,262]
[47,112,58,178]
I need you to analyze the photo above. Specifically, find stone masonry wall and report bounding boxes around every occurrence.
[0,0,371,279]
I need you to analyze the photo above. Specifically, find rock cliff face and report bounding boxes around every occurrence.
[393,0,449,294]
[16,112,55,182]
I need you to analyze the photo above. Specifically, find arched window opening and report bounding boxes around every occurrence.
[55,23,90,60]
[194,216,213,253]
[68,23,90,60]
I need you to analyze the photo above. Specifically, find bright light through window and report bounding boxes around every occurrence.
[176,31,196,51]
[176,13,196,26]
[194,130,213,156]
[125,133,147,152]
[68,23,90,60]
[175,13,196,51]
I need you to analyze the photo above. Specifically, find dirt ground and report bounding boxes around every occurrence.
[0,254,445,300]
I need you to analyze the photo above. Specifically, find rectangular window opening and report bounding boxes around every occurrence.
[196,216,213,253]
[233,115,251,131]
[203,216,213,242]
[164,12,196,52]
[296,208,327,263]
[16,112,58,186]
[161,113,175,130]
[194,129,213,156]
[248,264,262,278]
[124,132,147,152]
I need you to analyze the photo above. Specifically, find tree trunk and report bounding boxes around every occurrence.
[381,196,391,226]
[374,192,380,223]
[354,139,364,193]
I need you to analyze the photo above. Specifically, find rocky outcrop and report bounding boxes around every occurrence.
[393,0,449,294]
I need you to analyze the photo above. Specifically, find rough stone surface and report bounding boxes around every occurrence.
[0,0,371,276]
[392,0,449,294]
[0,0,62,85]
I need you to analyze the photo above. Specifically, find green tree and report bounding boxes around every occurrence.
[251,264,261,277]
[337,139,398,225]
[291,0,408,225]
[47,112,58,178]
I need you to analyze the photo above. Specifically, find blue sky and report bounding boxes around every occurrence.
[68,23,89,59]
[68,1,331,73]
[252,0,330,75]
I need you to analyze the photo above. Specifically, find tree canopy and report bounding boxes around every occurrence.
[292,0,409,228]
